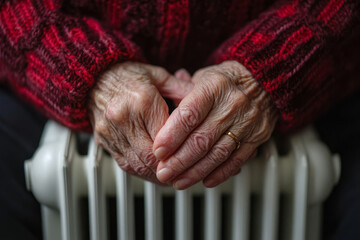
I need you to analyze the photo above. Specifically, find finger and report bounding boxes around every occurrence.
[171,134,236,190]
[155,101,254,184]
[166,122,248,188]
[142,64,194,103]
[173,69,192,106]
[175,68,192,82]
[115,152,165,185]
[157,75,194,103]
[93,124,158,183]
[153,86,213,161]
[203,142,257,188]
[130,130,160,173]
[249,149,258,159]
[107,101,161,174]
[144,92,170,141]
[155,107,237,183]
[92,105,130,155]
[107,121,161,183]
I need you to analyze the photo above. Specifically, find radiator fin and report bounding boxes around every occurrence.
[24,121,341,240]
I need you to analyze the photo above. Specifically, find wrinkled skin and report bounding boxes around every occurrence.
[154,61,278,189]
[88,62,193,184]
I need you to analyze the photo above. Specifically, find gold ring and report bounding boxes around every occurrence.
[226,131,241,150]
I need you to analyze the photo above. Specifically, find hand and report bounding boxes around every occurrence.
[153,61,278,189]
[88,62,193,183]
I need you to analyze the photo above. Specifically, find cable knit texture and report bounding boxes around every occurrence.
[0,0,359,132]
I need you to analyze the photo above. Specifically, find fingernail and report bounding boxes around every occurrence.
[157,168,173,182]
[174,178,192,190]
[154,147,168,160]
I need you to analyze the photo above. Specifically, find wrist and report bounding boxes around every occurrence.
[87,64,122,126]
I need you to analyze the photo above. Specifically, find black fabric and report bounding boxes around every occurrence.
[0,88,45,240]
[317,90,360,240]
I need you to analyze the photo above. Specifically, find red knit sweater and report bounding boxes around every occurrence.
[0,0,359,133]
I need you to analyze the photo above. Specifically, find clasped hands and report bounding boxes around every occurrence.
[88,61,277,189]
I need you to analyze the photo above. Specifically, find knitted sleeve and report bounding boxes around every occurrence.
[0,0,144,132]
[209,0,360,133]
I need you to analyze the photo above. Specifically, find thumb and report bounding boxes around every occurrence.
[143,64,194,103]
[175,68,192,82]
[172,69,193,105]
[159,75,194,104]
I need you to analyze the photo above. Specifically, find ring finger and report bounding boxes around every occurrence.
[203,142,257,188]
[156,112,237,183]
[171,135,235,189]
[171,126,245,189]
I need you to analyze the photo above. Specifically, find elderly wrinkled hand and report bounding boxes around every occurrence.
[154,61,278,189]
[88,62,193,184]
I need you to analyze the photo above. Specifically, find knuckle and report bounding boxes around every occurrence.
[204,70,230,91]
[191,165,208,180]
[220,60,239,69]
[178,106,200,132]
[122,165,133,173]
[171,154,187,172]
[134,165,154,178]
[237,107,258,132]
[214,72,230,87]
[106,102,128,124]
[218,156,246,181]
[121,152,155,178]
[130,88,157,115]
[249,119,272,143]
[232,155,247,169]
[211,144,233,162]
[203,68,222,79]
[140,151,158,170]
[134,90,153,108]
[114,157,134,174]
[94,120,108,135]
[122,62,147,75]
[189,132,211,156]
[233,92,248,109]
[220,165,234,182]
[258,120,272,142]
[245,108,259,126]
[194,68,229,90]
[151,65,169,81]
[193,68,207,81]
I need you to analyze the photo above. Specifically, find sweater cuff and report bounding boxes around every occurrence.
[3,11,144,132]
[210,0,358,132]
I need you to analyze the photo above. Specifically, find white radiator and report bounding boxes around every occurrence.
[24,121,340,240]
